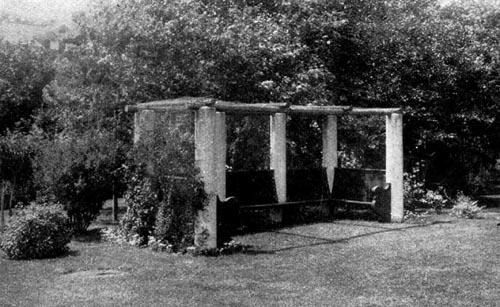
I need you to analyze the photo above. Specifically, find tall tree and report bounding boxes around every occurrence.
[0,41,55,133]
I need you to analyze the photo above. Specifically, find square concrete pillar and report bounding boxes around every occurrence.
[194,107,219,249]
[322,115,338,193]
[133,110,157,144]
[386,112,404,222]
[215,112,227,199]
[270,113,287,223]
[134,110,159,176]
[270,113,287,202]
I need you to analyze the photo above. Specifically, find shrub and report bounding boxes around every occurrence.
[0,204,72,260]
[451,192,483,219]
[33,131,126,232]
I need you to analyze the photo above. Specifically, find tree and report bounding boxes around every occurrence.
[41,0,500,194]
[0,41,55,133]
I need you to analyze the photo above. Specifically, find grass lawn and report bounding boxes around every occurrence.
[1,208,500,307]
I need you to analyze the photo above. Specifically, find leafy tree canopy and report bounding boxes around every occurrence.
[0,41,55,133]
[10,0,500,193]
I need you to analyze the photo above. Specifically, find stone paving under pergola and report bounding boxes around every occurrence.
[126,97,403,250]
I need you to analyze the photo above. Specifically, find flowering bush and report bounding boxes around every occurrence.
[147,236,174,253]
[189,240,248,256]
[120,173,159,246]
[100,227,128,244]
[451,192,483,219]
[421,190,448,213]
[404,172,448,213]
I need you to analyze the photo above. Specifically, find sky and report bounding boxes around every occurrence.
[1,0,498,25]
[0,0,91,23]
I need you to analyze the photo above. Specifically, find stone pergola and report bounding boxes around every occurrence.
[126,97,403,250]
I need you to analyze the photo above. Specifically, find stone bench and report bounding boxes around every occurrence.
[217,167,391,241]
[330,168,391,222]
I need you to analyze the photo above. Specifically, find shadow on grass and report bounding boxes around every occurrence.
[262,220,453,253]
[238,208,383,236]
[57,249,80,258]
[65,250,80,257]
[0,248,80,261]
[73,228,103,243]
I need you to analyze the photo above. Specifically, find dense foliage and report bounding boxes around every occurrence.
[121,123,205,249]
[0,132,37,206]
[0,204,72,259]
[0,41,55,133]
[52,0,500,192]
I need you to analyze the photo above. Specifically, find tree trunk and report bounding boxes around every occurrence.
[112,183,119,222]
[1,182,5,230]
[9,177,15,216]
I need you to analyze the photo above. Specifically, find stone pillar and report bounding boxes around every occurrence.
[322,115,338,193]
[215,112,227,200]
[133,112,140,144]
[134,110,158,176]
[133,110,157,144]
[270,113,287,222]
[194,107,218,249]
[386,112,404,222]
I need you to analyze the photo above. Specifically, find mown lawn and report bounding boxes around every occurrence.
[1,210,500,307]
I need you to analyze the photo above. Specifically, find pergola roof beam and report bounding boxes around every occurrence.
[125,97,215,113]
[125,98,401,116]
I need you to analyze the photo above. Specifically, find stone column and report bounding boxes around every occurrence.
[386,112,404,222]
[270,113,287,222]
[322,115,338,193]
[194,107,218,249]
[133,112,141,144]
[133,110,157,144]
[215,112,227,200]
[133,110,158,176]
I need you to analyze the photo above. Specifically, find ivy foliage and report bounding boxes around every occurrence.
[121,119,205,250]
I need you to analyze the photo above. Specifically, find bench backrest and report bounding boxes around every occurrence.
[226,170,277,206]
[287,168,331,202]
[331,168,386,201]
[226,168,331,205]
[226,167,385,206]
